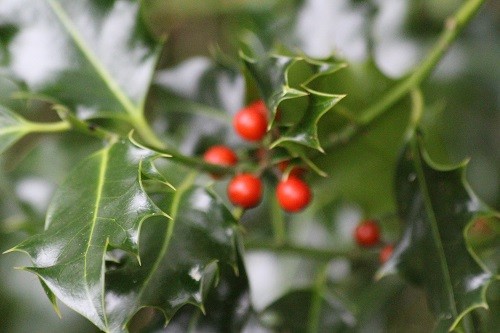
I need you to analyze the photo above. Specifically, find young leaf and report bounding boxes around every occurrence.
[270,88,345,152]
[240,50,345,132]
[378,135,495,332]
[0,105,30,154]
[7,140,167,332]
[0,0,160,120]
[240,52,307,124]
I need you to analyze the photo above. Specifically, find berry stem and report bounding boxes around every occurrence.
[307,264,328,333]
[324,0,486,150]
[270,194,286,244]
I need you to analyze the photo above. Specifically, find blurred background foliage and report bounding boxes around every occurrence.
[0,0,498,332]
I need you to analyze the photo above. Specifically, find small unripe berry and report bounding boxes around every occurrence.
[354,219,381,247]
[227,173,263,208]
[276,177,312,212]
[379,244,394,263]
[233,100,268,141]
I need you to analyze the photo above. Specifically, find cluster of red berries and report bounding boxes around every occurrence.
[353,219,394,264]
[203,100,312,213]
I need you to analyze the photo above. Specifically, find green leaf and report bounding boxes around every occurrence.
[7,140,167,332]
[158,256,250,332]
[240,49,345,131]
[0,105,30,154]
[270,88,345,152]
[241,52,307,123]
[378,135,495,332]
[0,0,160,121]
[104,178,239,331]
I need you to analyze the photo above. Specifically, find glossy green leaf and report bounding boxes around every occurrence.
[157,255,250,332]
[104,178,239,332]
[7,140,167,332]
[0,105,30,154]
[241,52,307,122]
[240,52,345,151]
[271,88,345,152]
[0,0,160,121]
[378,135,495,332]
[0,132,104,235]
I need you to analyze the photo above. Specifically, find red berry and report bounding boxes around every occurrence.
[248,100,268,117]
[379,244,394,263]
[203,145,238,167]
[233,101,268,141]
[276,177,312,212]
[227,173,263,208]
[203,145,238,178]
[354,220,381,247]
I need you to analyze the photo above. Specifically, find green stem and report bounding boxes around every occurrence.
[407,89,424,139]
[270,193,286,244]
[25,120,71,133]
[127,115,238,175]
[326,0,486,149]
[307,264,328,333]
[163,147,237,175]
[244,240,372,262]
[54,105,116,141]
[360,0,484,124]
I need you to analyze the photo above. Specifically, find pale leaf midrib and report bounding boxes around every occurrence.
[0,125,28,135]
[46,0,139,117]
[83,145,111,330]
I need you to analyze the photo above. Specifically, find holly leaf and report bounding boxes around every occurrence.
[377,135,495,332]
[240,52,307,124]
[240,49,345,131]
[0,0,160,121]
[270,88,345,152]
[6,140,168,332]
[104,178,239,331]
[158,255,250,332]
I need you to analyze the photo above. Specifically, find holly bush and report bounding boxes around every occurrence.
[0,0,498,332]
